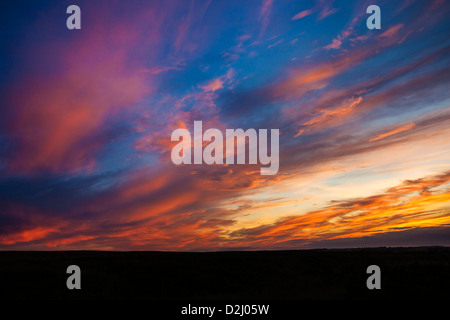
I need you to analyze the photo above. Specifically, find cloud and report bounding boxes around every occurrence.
[287,226,450,249]
[200,78,224,92]
[1,0,450,251]
[0,226,59,245]
[323,38,343,50]
[259,0,274,36]
[369,123,416,142]
[294,96,363,136]
[317,0,338,19]
[291,10,313,21]
[431,0,445,10]
[291,1,337,22]
[1,3,166,174]
[227,170,450,249]
[379,24,404,39]
[172,0,211,53]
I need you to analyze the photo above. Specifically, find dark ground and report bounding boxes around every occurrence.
[0,247,449,300]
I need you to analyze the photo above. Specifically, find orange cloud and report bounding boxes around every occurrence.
[369,123,416,142]
[45,235,96,247]
[285,44,450,139]
[301,96,363,129]
[0,226,59,245]
[2,157,449,250]
[227,170,450,248]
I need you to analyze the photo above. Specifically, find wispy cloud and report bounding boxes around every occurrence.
[291,9,313,21]
[370,123,416,142]
[259,0,274,37]
[323,38,342,50]
[292,0,337,22]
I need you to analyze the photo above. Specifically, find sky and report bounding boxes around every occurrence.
[0,0,449,251]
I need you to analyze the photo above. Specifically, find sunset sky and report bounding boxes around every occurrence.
[1,0,449,250]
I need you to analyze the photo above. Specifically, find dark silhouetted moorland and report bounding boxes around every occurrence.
[1,247,449,300]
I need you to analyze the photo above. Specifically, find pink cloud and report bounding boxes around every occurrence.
[379,24,404,39]
[323,38,342,50]
[200,78,224,92]
[4,5,164,174]
[291,9,313,20]
[259,0,274,36]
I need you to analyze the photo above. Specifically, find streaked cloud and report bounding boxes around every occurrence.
[291,10,313,21]
[369,123,416,142]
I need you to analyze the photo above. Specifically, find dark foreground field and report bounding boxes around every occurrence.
[1,247,449,300]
